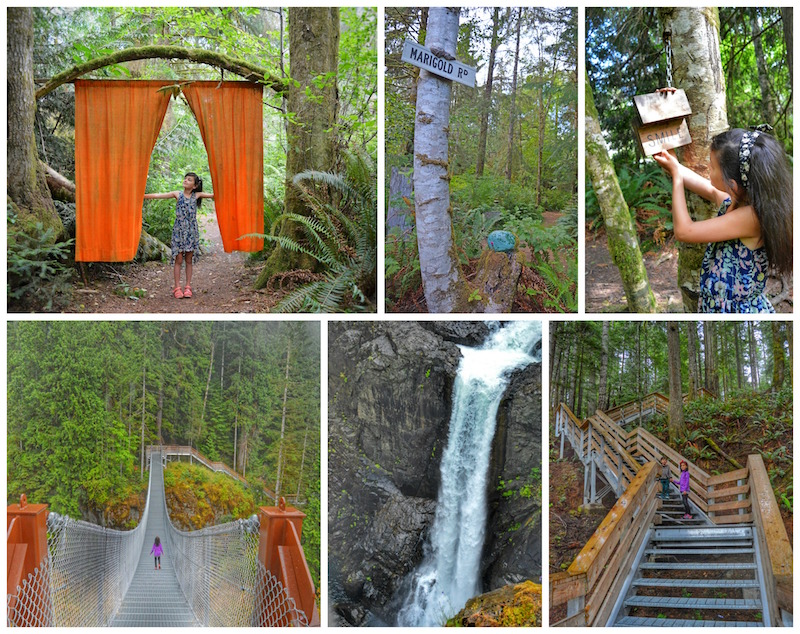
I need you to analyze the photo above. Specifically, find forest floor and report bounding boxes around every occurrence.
[389,211,576,313]
[586,231,792,313]
[66,212,282,313]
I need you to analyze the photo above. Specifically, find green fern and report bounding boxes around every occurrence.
[256,149,376,313]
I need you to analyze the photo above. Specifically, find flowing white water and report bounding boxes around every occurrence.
[395,321,542,626]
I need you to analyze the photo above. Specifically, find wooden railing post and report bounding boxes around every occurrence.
[7,494,51,624]
[258,497,320,626]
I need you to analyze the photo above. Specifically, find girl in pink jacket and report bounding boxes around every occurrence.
[151,536,163,570]
[675,460,692,519]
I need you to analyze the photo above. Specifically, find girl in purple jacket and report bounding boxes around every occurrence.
[151,536,163,570]
[675,460,692,519]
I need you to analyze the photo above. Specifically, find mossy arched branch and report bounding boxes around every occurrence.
[36,45,288,99]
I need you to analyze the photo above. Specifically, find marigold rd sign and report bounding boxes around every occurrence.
[402,39,476,88]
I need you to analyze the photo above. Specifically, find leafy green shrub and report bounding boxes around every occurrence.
[453,204,503,262]
[586,162,671,247]
[8,206,75,311]
[385,226,420,307]
[260,149,377,312]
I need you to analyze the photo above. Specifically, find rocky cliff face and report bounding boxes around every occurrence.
[328,322,541,625]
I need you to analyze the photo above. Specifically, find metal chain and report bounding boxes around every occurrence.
[664,31,673,88]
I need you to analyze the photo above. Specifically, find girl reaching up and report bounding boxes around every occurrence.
[144,172,214,299]
[653,127,792,313]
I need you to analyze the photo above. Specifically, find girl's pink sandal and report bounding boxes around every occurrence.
[183,285,193,298]
[173,287,184,299]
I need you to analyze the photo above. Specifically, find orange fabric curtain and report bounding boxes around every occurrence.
[182,82,264,253]
[75,80,173,262]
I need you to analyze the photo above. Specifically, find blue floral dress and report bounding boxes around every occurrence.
[698,198,774,313]
[171,192,201,263]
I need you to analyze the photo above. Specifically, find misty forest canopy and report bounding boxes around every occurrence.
[7,321,321,525]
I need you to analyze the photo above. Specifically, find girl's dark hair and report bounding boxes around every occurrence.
[185,172,204,208]
[710,129,792,275]
[154,536,161,546]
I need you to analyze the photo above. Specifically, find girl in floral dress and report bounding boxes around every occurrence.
[144,172,214,298]
[653,128,792,313]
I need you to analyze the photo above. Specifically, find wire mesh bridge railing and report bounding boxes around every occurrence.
[8,450,318,627]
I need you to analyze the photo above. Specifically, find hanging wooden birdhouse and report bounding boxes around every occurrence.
[632,89,692,156]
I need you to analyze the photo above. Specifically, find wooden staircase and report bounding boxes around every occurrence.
[612,525,767,626]
[550,398,792,627]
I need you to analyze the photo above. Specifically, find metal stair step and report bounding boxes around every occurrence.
[653,526,752,539]
[624,596,762,610]
[639,562,756,571]
[645,547,754,556]
[650,541,752,548]
[632,578,760,589]
[616,616,762,627]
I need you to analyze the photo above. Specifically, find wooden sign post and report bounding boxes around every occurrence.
[401,39,476,88]
[632,89,692,156]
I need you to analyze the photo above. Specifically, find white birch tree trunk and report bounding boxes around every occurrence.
[413,7,467,313]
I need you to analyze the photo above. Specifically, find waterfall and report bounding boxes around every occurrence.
[395,321,542,626]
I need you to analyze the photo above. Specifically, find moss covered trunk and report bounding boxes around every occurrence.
[658,7,728,312]
[7,8,62,238]
[585,72,656,313]
[256,8,340,287]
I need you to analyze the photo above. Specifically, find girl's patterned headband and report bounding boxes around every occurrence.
[739,124,773,188]
[738,131,760,189]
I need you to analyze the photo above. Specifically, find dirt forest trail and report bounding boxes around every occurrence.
[68,209,280,313]
[586,233,792,313]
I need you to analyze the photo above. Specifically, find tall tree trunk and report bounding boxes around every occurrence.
[749,9,777,126]
[155,326,165,444]
[733,322,744,389]
[7,8,61,235]
[140,330,147,480]
[571,336,581,414]
[748,321,760,390]
[296,423,309,500]
[686,322,698,399]
[771,322,785,391]
[505,9,521,181]
[275,338,292,498]
[586,72,657,312]
[667,323,686,442]
[781,9,793,87]
[413,7,469,312]
[476,7,500,177]
[200,340,215,440]
[658,8,729,311]
[598,321,610,411]
[257,8,340,284]
[233,356,242,472]
[220,323,226,390]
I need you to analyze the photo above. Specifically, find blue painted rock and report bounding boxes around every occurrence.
[487,230,516,253]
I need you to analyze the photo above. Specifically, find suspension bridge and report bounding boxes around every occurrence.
[7,449,319,627]
[550,393,792,627]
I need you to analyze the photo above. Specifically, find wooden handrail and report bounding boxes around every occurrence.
[748,454,792,620]
[551,463,659,626]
